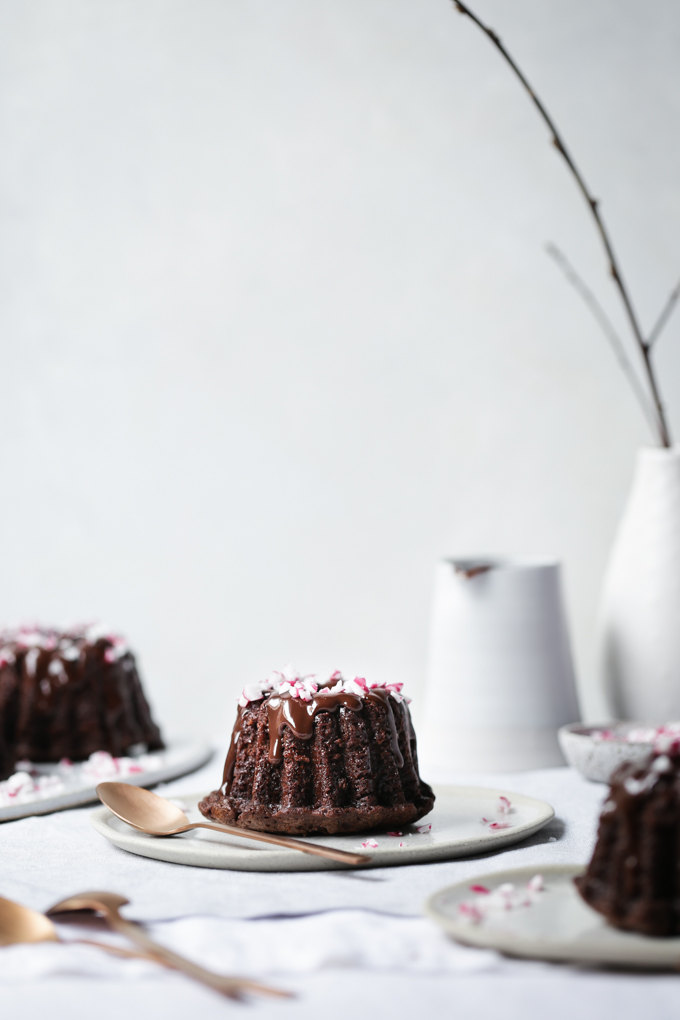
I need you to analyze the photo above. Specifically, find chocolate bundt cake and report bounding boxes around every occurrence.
[0,624,163,780]
[199,666,435,835]
[576,742,680,936]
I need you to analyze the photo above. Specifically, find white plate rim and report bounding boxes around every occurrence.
[89,783,555,872]
[0,739,214,823]
[425,863,680,969]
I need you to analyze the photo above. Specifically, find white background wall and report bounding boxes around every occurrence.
[0,0,678,739]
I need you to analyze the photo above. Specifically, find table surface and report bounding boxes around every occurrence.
[1,743,675,1020]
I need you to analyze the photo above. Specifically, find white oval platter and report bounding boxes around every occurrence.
[90,783,554,872]
[0,739,213,823]
[426,863,680,969]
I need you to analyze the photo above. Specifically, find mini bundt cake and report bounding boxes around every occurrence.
[199,666,435,835]
[0,624,164,780]
[575,741,680,936]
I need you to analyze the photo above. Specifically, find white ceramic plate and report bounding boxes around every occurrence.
[0,740,213,823]
[426,864,680,969]
[90,784,554,872]
[558,722,654,783]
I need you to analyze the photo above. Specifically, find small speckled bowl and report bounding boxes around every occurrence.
[558,723,654,784]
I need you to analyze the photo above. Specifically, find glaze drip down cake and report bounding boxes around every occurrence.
[199,666,435,835]
[0,625,164,781]
[575,739,680,936]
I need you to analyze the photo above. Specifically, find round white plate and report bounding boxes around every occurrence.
[90,783,554,872]
[426,864,680,969]
[0,740,213,823]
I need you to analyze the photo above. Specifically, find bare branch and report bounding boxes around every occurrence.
[648,274,680,348]
[546,244,660,435]
[452,0,672,446]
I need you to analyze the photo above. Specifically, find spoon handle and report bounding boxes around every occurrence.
[73,938,168,963]
[105,915,290,1000]
[193,821,369,866]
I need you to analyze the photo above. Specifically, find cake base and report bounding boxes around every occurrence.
[198,789,432,836]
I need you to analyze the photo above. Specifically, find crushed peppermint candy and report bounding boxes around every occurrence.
[604,748,680,801]
[416,823,431,834]
[359,838,379,849]
[481,796,514,830]
[458,902,484,922]
[387,831,403,837]
[0,749,164,809]
[0,623,130,672]
[623,773,660,797]
[591,722,680,756]
[81,750,144,781]
[654,733,680,756]
[238,665,410,708]
[458,875,545,925]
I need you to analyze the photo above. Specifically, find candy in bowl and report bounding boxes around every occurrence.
[557,722,680,783]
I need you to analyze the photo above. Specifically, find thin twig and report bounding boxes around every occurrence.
[546,243,660,434]
[452,0,672,446]
[648,274,680,348]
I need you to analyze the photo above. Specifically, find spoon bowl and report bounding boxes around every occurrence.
[0,894,153,962]
[48,891,290,1000]
[0,897,58,946]
[98,783,187,835]
[51,891,130,914]
[97,782,369,866]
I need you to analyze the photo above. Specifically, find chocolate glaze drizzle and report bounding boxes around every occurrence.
[221,704,245,791]
[221,686,406,795]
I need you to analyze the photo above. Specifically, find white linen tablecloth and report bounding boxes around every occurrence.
[1,746,677,1019]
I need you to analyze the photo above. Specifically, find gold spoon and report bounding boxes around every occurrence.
[47,891,290,1001]
[97,782,369,867]
[0,894,155,962]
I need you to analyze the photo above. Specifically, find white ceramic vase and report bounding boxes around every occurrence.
[598,446,680,722]
[420,559,580,774]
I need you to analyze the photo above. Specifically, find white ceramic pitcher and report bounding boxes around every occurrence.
[598,446,680,721]
[420,558,580,773]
